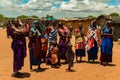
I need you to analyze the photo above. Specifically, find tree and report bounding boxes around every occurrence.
[30,15,39,18]
[49,15,53,18]
[88,15,95,18]
[0,14,12,21]
[17,15,29,19]
[109,13,119,17]
[45,14,55,20]
[46,14,50,18]
[0,14,6,21]
[46,14,53,18]
[0,14,4,19]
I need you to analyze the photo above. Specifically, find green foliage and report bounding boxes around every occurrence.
[109,13,119,17]
[46,14,50,17]
[46,14,53,18]
[0,14,5,21]
[0,14,12,21]
[45,14,55,20]
[17,15,29,19]
[0,14,4,19]
[30,15,39,18]
[88,15,95,18]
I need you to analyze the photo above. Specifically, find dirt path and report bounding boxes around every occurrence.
[0,29,120,80]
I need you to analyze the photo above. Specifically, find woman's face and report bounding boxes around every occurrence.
[79,26,82,29]
[58,24,63,28]
[93,22,96,28]
[106,22,111,28]
[78,23,82,29]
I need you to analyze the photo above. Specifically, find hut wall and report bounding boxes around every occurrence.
[55,19,93,34]
[6,17,120,41]
[113,26,120,41]
[20,18,94,36]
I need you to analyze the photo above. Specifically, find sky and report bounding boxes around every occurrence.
[0,0,120,18]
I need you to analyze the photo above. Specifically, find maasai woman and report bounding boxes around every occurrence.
[10,19,27,77]
[86,20,100,62]
[41,25,51,62]
[48,22,57,44]
[28,20,45,71]
[100,21,114,66]
[74,23,85,63]
[5,20,12,38]
[66,39,74,72]
[58,22,69,64]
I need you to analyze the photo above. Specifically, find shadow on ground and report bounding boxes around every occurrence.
[13,72,31,78]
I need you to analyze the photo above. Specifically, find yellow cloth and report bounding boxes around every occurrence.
[75,32,83,43]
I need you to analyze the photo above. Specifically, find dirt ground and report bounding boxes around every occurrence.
[0,29,120,80]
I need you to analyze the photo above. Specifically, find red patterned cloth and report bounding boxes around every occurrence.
[74,28,85,50]
[74,42,85,49]
[85,28,101,51]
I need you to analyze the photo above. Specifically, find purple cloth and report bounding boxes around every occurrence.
[59,38,67,60]
[59,39,66,45]
[11,35,26,71]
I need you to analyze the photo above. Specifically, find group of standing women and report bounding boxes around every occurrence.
[71,19,114,67]
[86,20,114,65]
[5,18,114,77]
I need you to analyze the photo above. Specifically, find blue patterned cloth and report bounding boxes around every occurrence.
[101,27,113,54]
